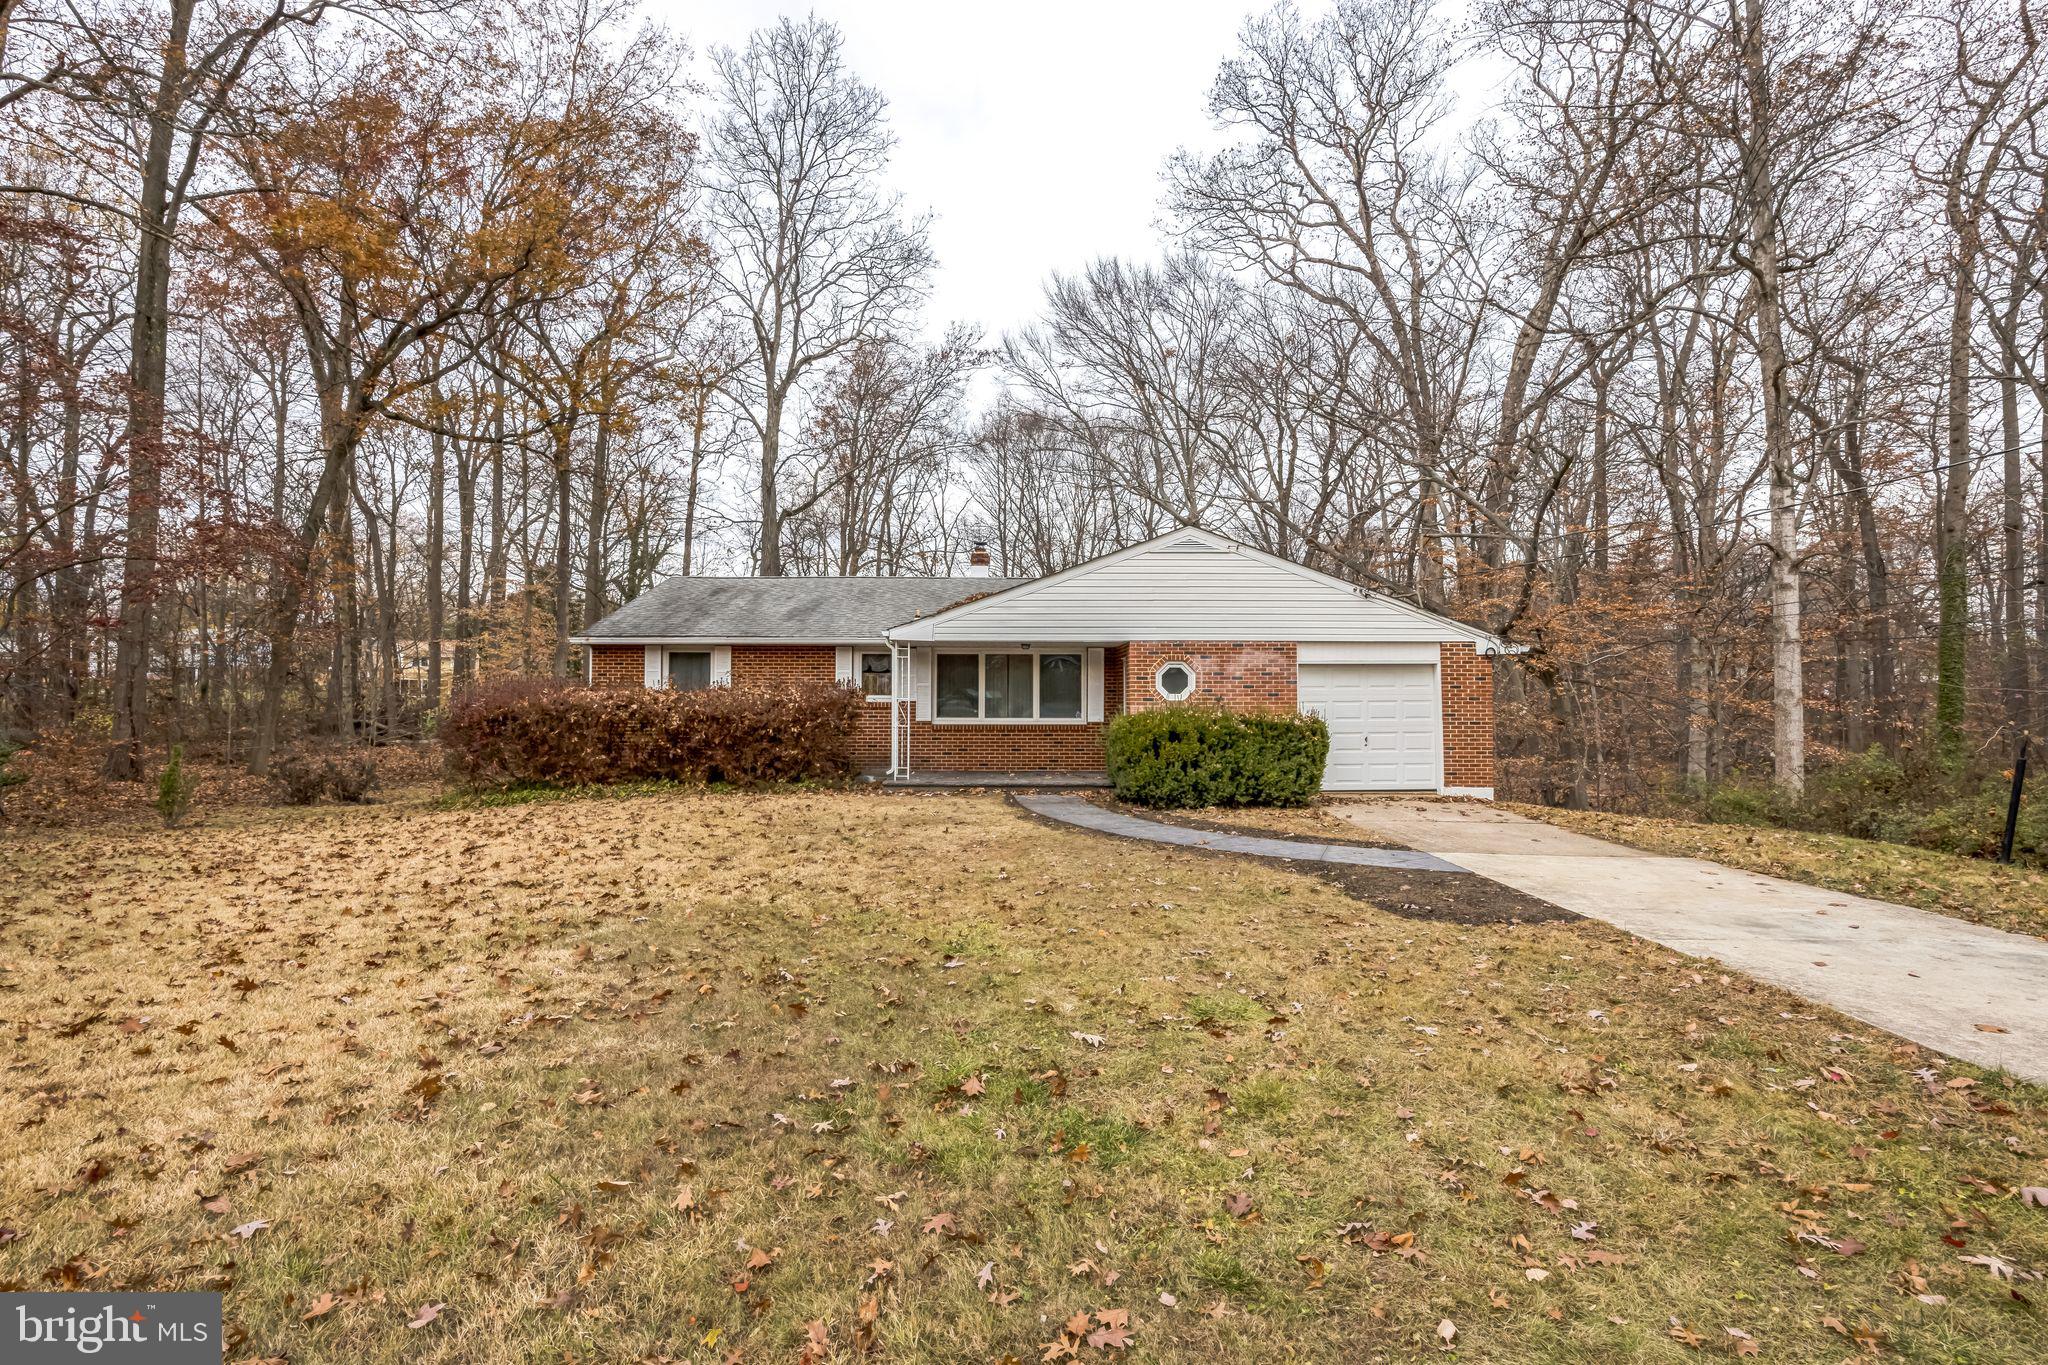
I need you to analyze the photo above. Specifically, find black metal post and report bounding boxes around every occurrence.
[1999,735,2029,865]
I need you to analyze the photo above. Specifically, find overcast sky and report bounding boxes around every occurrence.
[650,0,1260,344]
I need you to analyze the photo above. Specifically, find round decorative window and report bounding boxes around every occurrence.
[1154,661,1196,702]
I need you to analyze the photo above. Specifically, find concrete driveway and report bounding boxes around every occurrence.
[1335,799,2048,1083]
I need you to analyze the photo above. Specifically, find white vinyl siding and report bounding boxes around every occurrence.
[890,532,1488,644]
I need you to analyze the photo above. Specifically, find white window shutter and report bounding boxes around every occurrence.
[913,647,933,720]
[1084,647,1105,722]
[710,645,732,685]
[643,645,662,688]
[835,645,853,685]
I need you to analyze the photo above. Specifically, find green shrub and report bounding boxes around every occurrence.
[1900,779,2045,864]
[1689,776,1792,828]
[441,679,864,788]
[1676,751,2044,868]
[155,744,194,827]
[1104,706,1328,808]
[1798,748,1919,841]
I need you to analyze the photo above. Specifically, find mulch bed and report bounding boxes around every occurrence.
[1037,794,1578,927]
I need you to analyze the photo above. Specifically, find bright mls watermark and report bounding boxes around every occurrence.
[3,1294,220,1363]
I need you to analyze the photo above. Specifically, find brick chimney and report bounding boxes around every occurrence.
[965,541,991,577]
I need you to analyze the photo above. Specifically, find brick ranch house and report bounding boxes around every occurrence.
[572,527,1512,796]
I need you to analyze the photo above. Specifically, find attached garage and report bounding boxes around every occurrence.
[1298,657,1442,791]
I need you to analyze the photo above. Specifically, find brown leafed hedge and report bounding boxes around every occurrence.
[442,679,865,787]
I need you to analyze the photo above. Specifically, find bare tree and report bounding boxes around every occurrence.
[1167,0,1491,611]
[1923,0,2046,763]
[703,16,932,576]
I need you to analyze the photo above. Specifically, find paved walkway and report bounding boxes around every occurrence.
[1336,800,2048,1082]
[1013,794,1464,873]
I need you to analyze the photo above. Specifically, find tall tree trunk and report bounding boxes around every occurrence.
[486,378,508,607]
[550,413,576,677]
[1936,245,1976,768]
[454,434,476,691]
[582,383,612,629]
[248,426,358,772]
[426,418,446,709]
[682,385,707,575]
[2000,364,2028,736]
[759,387,784,575]
[106,0,196,779]
[1734,0,1803,794]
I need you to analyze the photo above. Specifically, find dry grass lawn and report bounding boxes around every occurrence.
[1509,805,2048,939]
[4,789,2046,1363]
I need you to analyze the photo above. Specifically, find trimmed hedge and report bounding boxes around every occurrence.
[1104,706,1329,808]
[441,679,864,787]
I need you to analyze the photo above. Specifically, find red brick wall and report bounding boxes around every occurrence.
[1121,641,1297,714]
[902,720,1108,771]
[1440,642,1496,790]
[590,644,643,688]
[729,643,834,689]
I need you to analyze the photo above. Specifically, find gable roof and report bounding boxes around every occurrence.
[570,574,1030,644]
[883,527,1512,651]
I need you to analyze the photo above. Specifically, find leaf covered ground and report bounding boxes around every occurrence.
[1508,804,2048,939]
[3,790,2046,1363]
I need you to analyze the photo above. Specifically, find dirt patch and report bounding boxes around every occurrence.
[1041,796,1576,925]
[1301,859,1577,924]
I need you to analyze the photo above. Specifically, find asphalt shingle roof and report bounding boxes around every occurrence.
[576,575,1032,642]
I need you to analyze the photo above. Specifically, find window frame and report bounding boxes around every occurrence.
[930,648,1089,725]
[858,650,894,702]
[667,649,713,691]
[1154,659,1196,702]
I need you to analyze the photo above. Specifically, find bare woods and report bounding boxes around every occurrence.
[2,0,2044,809]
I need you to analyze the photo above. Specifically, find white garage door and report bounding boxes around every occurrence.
[1298,663,1440,791]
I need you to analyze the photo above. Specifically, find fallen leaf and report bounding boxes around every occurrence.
[406,1303,446,1330]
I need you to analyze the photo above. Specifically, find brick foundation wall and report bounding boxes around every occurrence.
[902,720,1108,771]
[1121,641,1297,714]
[1440,642,1496,790]
[590,644,643,688]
